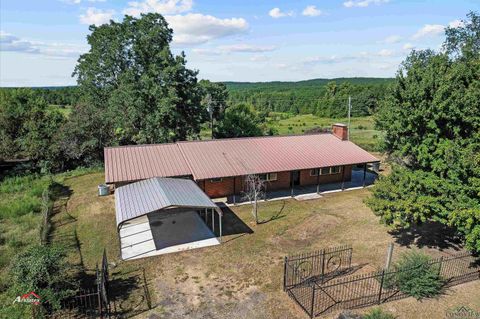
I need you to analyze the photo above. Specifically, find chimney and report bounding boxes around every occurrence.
[332,123,348,141]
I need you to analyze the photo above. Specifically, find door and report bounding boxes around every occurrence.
[292,170,300,186]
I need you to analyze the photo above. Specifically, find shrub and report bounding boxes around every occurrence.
[10,245,78,310]
[364,308,395,319]
[386,251,443,299]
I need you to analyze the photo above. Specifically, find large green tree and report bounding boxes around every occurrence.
[73,13,203,148]
[0,89,65,171]
[368,12,480,252]
[214,103,264,138]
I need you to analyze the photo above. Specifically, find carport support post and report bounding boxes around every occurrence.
[316,168,320,194]
[212,208,215,233]
[363,163,367,187]
[219,211,222,242]
[341,165,346,190]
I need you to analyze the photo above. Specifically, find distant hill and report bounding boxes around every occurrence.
[224,77,394,91]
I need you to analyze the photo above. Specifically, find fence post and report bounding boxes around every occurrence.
[320,250,326,283]
[283,256,288,291]
[378,270,385,304]
[310,285,316,318]
[437,256,444,277]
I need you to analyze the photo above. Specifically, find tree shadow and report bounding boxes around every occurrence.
[109,268,153,318]
[389,221,463,252]
[258,200,287,224]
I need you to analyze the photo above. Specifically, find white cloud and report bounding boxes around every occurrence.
[382,35,402,44]
[412,24,444,39]
[166,14,248,45]
[302,5,322,17]
[343,0,389,8]
[61,0,106,4]
[377,49,393,57]
[123,0,193,16]
[403,42,415,50]
[0,31,86,58]
[448,19,465,28]
[268,8,293,19]
[218,44,276,53]
[79,7,115,25]
[192,44,275,55]
[250,55,269,62]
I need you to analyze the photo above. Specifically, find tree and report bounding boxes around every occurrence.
[199,80,229,123]
[214,103,264,138]
[0,89,65,171]
[243,174,265,224]
[73,13,203,149]
[369,11,480,253]
[10,245,77,311]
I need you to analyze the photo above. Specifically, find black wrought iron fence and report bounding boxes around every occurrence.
[284,250,480,318]
[283,245,353,290]
[35,249,111,319]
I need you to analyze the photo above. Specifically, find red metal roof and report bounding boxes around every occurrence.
[104,133,379,183]
[104,143,191,184]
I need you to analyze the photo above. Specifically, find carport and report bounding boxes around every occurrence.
[115,177,223,260]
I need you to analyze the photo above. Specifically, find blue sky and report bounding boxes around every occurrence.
[1,0,478,86]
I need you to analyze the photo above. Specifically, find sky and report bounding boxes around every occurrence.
[0,0,478,87]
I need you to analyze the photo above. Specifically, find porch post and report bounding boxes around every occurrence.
[233,176,236,205]
[363,163,367,187]
[316,168,320,194]
[341,165,346,190]
[290,171,294,197]
[204,208,207,223]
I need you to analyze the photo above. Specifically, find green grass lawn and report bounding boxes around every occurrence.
[45,171,479,319]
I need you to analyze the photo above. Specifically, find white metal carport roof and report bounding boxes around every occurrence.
[115,177,223,260]
[115,177,221,229]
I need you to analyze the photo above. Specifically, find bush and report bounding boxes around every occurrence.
[386,251,443,299]
[364,308,395,319]
[10,245,78,310]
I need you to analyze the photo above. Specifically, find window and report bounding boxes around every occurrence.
[310,169,320,176]
[318,166,342,175]
[267,173,277,181]
[321,167,330,175]
[331,166,341,174]
[259,173,277,181]
[210,178,223,183]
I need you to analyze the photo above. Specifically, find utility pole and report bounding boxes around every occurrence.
[205,94,214,139]
[347,96,351,141]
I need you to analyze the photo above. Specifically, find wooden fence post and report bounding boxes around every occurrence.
[283,256,288,291]
[320,250,326,283]
[378,270,385,304]
[437,256,444,277]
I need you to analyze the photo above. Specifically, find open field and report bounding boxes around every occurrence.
[47,170,479,319]
[200,114,383,151]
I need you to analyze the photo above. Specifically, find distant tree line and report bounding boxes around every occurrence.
[226,79,392,117]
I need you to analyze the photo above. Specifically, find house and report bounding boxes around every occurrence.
[104,123,379,199]
[106,123,379,259]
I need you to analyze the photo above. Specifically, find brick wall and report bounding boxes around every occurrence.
[264,171,291,191]
[299,165,352,186]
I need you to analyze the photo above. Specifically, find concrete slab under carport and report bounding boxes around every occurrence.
[120,210,220,261]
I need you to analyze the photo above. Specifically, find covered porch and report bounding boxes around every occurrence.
[226,163,379,204]
[115,177,223,260]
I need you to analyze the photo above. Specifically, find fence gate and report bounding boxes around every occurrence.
[283,245,353,290]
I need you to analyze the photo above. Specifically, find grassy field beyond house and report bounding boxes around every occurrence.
[47,171,479,319]
[201,114,383,151]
